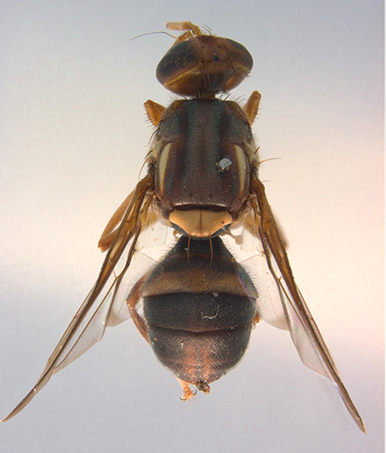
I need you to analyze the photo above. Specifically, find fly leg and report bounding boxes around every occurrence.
[243,91,261,125]
[144,100,166,127]
[126,277,149,343]
[176,378,196,400]
[98,170,155,252]
[98,190,135,252]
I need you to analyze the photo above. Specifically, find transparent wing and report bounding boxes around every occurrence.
[222,229,288,330]
[238,176,366,433]
[2,174,157,422]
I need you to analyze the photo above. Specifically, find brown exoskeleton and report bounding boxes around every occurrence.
[2,21,365,433]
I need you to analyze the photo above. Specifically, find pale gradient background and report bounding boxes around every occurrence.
[0,1,383,452]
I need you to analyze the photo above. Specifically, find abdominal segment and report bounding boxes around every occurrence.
[142,235,257,386]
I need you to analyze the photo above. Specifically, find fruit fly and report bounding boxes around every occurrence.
[2,21,365,432]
